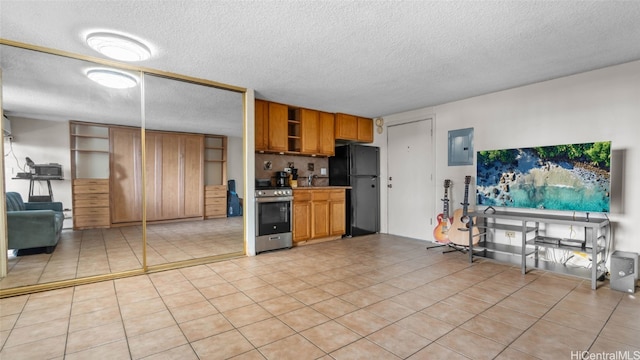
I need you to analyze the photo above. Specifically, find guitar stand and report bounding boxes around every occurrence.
[427,242,468,254]
[443,243,468,254]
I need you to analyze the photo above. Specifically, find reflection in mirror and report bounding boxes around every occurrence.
[1,44,143,290]
[141,74,244,267]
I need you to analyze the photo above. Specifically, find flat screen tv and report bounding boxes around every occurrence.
[476,141,611,213]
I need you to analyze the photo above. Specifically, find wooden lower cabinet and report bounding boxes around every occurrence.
[311,191,330,239]
[292,188,346,244]
[329,191,346,235]
[293,191,312,243]
[205,185,227,218]
[73,179,110,229]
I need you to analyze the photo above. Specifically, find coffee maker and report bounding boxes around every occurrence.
[275,171,289,187]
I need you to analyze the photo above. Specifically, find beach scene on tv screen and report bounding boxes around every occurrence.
[476,141,611,213]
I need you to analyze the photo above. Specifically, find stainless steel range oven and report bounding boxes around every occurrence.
[255,187,293,253]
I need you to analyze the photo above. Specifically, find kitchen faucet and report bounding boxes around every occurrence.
[307,174,316,187]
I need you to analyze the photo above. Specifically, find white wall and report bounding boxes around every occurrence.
[380,60,640,254]
[4,117,72,227]
[227,135,244,198]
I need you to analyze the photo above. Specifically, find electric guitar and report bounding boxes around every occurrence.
[449,175,480,246]
[433,179,452,243]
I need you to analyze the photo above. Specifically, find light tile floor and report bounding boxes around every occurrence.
[1,217,244,289]
[1,233,638,359]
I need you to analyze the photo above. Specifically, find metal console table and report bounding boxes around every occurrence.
[467,210,609,289]
[12,175,64,202]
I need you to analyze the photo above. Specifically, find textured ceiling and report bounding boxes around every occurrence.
[1,1,640,133]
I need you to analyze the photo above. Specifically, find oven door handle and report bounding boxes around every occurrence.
[256,197,293,203]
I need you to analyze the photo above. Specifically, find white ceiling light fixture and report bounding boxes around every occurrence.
[86,68,138,89]
[86,32,151,61]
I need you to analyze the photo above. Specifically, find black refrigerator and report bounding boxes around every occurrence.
[329,144,380,237]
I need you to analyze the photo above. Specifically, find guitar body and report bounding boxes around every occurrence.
[433,179,452,244]
[433,213,452,243]
[448,208,480,246]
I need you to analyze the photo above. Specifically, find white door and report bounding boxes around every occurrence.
[387,119,434,240]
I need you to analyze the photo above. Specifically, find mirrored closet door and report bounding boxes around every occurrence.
[1,42,247,297]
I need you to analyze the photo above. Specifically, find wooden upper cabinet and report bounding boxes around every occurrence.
[319,112,335,156]
[335,113,373,143]
[357,117,374,143]
[268,102,288,152]
[257,100,373,154]
[255,99,269,152]
[335,113,358,141]
[300,108,319,154]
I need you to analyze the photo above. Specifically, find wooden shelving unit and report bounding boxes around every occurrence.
[204,135,227,218]
[69,121,110,179]
[69,121,111,229]
[287,107,301,153]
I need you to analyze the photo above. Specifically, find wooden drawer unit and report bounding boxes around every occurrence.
[74,215,110,228]
[311,190,330,201]
[73,179,108,186]
[72,178,110,229]
[205,185,227,219]
[73,183,109,194]
[205,197,226,206]
[74,207,110,216]
[74,193,109,208]
[329,190,344,201]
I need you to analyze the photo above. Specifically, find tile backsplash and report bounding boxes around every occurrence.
[255,153,329,187]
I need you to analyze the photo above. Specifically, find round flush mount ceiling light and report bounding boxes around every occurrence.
[86,32,151,61]
[86,68,138,89]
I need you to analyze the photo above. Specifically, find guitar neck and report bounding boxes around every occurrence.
[443,200,449,219]
[462,187,469,216]
[461,176,471,216]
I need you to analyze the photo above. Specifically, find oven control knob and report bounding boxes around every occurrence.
[258,191,263,196]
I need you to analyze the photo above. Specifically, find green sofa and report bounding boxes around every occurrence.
[6,192,64,254]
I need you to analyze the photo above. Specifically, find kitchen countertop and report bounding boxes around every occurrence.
[292,186,352,190]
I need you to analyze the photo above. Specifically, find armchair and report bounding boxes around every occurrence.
[5,192,64,254]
